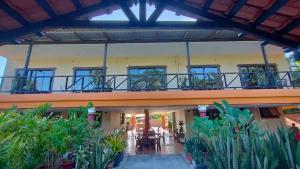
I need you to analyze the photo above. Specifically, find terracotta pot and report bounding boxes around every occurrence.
[185,152,193,164]
[61,160,74,169]
[37,160,74,169]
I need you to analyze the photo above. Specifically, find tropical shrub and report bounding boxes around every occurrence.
[187,100,300,169]
[104,130,126,154]
[0,102,119,169]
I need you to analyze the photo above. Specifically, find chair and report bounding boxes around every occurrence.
[156,135,162,151]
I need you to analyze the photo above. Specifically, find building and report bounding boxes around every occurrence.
[0,0,300,136]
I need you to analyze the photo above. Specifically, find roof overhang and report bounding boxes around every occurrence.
[0,0,299,48]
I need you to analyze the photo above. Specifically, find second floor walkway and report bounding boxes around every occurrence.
[1,71,300,94]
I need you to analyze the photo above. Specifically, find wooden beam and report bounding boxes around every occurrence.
[227,0,247,18]
[0,1,29,25]
[147,3,165,22]
[36,0,57,18]
[72,0,82,9]
[278,19,300,35]
[252,0,288,27]
[203,0,213,13]
[119,1,138,22]
[48,20,234,29]
[0,0,120,42]
[157,0,297,48]
[139,0,146,22]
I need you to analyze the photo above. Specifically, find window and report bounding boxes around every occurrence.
[0,56,7,87]
[238,64,278,89]
[190,66,222,89]
[259,108,280,118]
[128,66,166,91]
[13,68,55,93]
[73,68,103,91]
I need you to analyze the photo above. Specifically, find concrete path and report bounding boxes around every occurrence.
[118,154,192,169]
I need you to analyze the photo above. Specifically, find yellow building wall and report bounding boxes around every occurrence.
[0,41,289,91]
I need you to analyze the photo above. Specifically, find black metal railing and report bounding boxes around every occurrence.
[0,71,300,94]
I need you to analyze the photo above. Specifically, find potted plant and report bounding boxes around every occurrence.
[105,130,126,167]
[193,155,207,169]
[184,138,194,164]
[193,138,208,169]
[103,80,113,92]
[179,76,189,90]
[178,121,185,143]
[10,77,37,94]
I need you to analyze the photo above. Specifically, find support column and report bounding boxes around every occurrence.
[131,113,136,129]
[172,112,176,133]
[260,42,275,87]
[161,114,166,129]
[20,44,33,92]
[143,109,150,139]
[101,43,108,91]
[23,44,33,77]
[186,42,192,89]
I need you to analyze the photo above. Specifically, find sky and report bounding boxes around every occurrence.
[0,4,195,77]
[90,3,196,21]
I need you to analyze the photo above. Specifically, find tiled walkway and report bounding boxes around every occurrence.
[118,154,191,169]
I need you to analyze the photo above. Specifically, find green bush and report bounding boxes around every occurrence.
[186,100,300,169]
[0,103,120,169]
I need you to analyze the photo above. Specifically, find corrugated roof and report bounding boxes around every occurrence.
[17,28,252,44]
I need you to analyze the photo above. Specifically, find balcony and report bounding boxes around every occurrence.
[1,71,300,94]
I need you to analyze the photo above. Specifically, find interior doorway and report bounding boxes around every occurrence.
[125,111,184,155]
[97,105,208,155]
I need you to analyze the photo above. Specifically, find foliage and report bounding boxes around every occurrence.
[104,130,127,154]
[179,76,188,89]
[130,69,166,90]
[74,131,114,169]
[10,77,37,93]
[187,100,300,169]
[192,73,223,89]
[291,71,300,87]
[178,120,185,138]
[0,102,116,169]
[0,105,51,169]
[283,108,300,114]
[150,114,162,121]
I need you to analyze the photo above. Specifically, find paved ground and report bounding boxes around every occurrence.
[117,154,192,169]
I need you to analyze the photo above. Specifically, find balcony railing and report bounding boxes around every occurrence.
[0,71,300,94]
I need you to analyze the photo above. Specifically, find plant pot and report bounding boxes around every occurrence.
[103,87,113,92]
[179,137,185,143]
[61,160,75,169]
[181,87,189,91]
[36,165,47,169]
[105,160,114,169]
[184,152,193,164]
[195,163,207,169]
[36,160,74,169]
[113,152,124,167]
